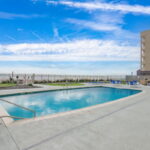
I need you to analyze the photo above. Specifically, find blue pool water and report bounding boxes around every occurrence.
[0,87,140,120]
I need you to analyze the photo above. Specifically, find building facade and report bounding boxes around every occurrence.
[137,30,150,84]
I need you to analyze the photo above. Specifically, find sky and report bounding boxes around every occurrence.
[0,0,150,75]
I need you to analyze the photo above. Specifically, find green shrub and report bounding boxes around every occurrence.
[28,83,33,86]
[1,80,10,84]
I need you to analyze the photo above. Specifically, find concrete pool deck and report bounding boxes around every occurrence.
[0,84,150,150]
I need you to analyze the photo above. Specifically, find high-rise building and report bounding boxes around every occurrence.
[137,30,150,84]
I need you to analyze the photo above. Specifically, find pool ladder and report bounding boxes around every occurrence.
[0,98,36,120]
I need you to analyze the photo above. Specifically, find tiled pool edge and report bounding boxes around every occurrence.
[11,89,144,125]
[0,84,141,97]
[0,84,143,126]
[0,84,100,125]
[7,89,144,126]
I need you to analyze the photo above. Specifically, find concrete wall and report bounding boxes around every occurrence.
[141,30,150,71]
[137,30,150,85]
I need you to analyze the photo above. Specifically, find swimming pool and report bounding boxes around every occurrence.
[0,87,141,120]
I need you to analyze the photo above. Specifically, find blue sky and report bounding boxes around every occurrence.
[0,0,150,75]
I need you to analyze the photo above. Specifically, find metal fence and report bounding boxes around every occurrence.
[0,73,132,83]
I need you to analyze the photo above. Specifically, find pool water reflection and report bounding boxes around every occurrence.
[0,87,140,120]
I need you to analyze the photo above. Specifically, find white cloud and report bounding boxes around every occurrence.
[47,1,150,15]
[66,18,119,31]
[31,32,45,42]
[17,28,23,31]
[5,35,17,42]
[0,12,45,19]
[53,27,59,38]
[0,39,140,61]
[94,12,124,24]
[52,27,64,41]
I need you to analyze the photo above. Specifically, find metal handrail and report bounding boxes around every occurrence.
[0,98,36,118]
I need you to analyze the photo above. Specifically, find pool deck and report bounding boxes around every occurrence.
[0,84,150,150]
